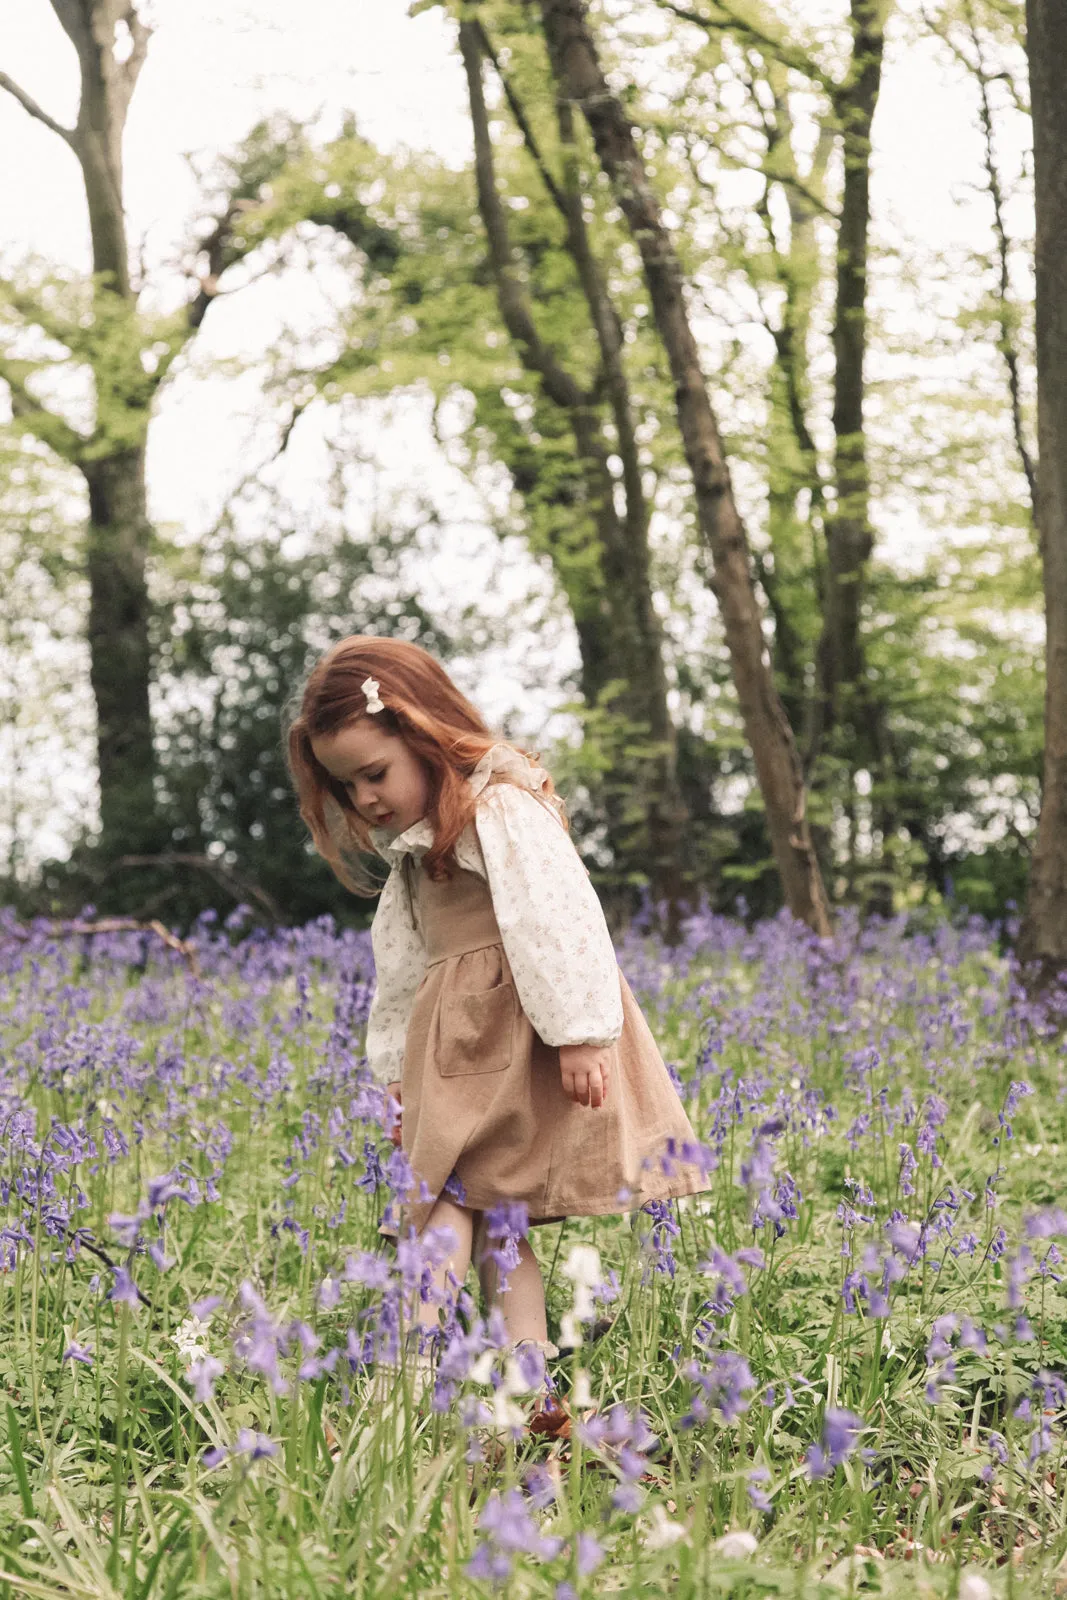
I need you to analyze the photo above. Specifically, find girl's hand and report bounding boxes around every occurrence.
[385,1080,403,1147]
[559,1044,611,1109]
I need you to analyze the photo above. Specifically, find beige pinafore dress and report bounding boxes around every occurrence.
[397,858,709,1235]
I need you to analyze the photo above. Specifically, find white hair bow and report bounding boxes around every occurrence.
[361,676,384,715]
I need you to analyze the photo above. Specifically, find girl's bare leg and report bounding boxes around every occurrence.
[416,1197,474,1333]
[472,1214,549,1345]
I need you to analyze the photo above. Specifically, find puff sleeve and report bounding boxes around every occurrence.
[473,784,623,1048]
[364,861,426,1083]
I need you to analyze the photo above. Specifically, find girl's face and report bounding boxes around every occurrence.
[311,721,430,836]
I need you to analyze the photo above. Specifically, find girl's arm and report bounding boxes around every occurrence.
[365,862,427,1085]
[471,784,624,1053]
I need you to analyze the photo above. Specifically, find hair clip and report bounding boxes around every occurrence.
[361,676,385,715]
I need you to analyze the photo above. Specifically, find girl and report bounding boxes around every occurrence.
[286,636,708,1376]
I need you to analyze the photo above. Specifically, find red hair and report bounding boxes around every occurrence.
[285,636,567,896]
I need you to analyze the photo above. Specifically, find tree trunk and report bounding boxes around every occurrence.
[538,0,831,935]
[4,7,278,879]
[806,0,885,769]
[55,0,161,856]
[1017,0,1067,987]
[83,449,158,852]
[459,16,690,908]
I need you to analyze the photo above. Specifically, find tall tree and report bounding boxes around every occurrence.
[0,7,288,863]
[0,2,158,856]
[456,13,689,905]
[536,0,831,934]
[808,0,888,774]
[238,107,697,906]
[1017,0,1067,985]
[653,0,893,904]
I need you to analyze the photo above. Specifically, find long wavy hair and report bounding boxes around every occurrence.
[285,636,567,895]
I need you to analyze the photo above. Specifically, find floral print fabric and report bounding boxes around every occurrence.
[363,744,624,1084]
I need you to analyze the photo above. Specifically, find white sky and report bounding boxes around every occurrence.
[0,0,1034,864]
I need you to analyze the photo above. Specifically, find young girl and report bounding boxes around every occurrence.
[286,636,708,1377]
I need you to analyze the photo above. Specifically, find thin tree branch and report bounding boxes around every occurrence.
[473,20,570,221]
[458,18,593,411]
[968,14,1037,514]
[7,916,200,975]
[684,130,839,221]
[124,4,152,95]
[0,71,76,145]
[63,1228,154,1306]
[921,4,1036,512]
[654,0,840,101]
[110,853,284,924]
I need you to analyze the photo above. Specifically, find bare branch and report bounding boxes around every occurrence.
[123,3,152,93]
[0,71,76,145]
[965,7,1037,514]
[459,18,592,411]
[110,852,285,924]
[7,915,200,975]
[922,3,1037,511]
[654,0,840,101]
[686,128,838,219]
[474,21,569,220]
[185,200,256,333]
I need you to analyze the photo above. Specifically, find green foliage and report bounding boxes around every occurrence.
[146,511,455,930]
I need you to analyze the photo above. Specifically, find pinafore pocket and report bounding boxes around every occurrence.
[437,945,518,1077]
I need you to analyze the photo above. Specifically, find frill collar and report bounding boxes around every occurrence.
[369,742,560,866]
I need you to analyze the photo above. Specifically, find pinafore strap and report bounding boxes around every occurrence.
[414,862,503,968]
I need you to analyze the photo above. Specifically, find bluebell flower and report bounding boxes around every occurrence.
[747,1467,773,1511]
[805,1408,865,1480]
[109,1266,141,1308]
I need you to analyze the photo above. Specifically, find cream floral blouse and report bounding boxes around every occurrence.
[363,744,624,1084]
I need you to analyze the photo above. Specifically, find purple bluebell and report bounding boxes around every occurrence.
[109,1266,141,1308]
[747,1467,773,1511]
[188,1356,224,1401]
[994,1080,1033,1146]
[680,1352,755,1427]
[805,1408,865,1480]
[465,1488,563,1582]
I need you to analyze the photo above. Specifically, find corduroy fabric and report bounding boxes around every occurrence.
[397,861,708,1235]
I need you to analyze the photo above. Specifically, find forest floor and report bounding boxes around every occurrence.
[0,904,1064,1597]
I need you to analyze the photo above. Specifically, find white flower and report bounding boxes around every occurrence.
[562,1244,602,1320]
[958,1574,994,1600]
[563,1244,602,1286]
[490,1390,526,1431]
[502,1355,535,1397]
[642,1504,688,1551]
[559,1311,584,1349]
[171,1315,211,1364]
[361,676,384,714]
[571,1367,593,1408]
[713,1530,759,1559]
[469,1349,497,1385]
